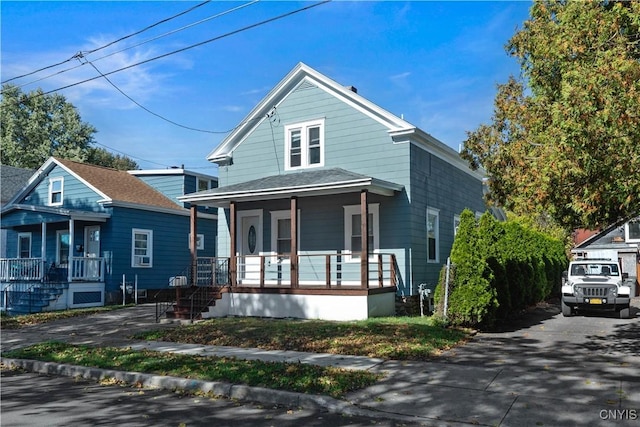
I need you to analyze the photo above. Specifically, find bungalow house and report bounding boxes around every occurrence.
[0,157,217,314]
[572,217,640,296]
[179,63,487,321]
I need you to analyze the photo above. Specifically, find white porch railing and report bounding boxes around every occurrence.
[0,258,46,281]
[0,257,105,283]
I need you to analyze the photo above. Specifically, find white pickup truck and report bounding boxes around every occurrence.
[561,258,632,319]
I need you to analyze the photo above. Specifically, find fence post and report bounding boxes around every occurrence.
[122,274,126,306]
[444,257,451,320]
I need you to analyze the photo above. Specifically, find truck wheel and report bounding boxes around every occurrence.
[619,306,630,319]
[561,300,573,317]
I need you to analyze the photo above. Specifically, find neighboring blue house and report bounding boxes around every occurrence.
[179,63,487,320]
[0,157,217,314]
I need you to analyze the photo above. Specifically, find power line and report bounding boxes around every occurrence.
[81,56,235,134]
[4,1,260,91]
[2,0,212,84]
[36,1,331,97]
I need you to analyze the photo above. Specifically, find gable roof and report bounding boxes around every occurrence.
[179,168,403,207]
[206,62,480,178]
[1,165,34,204]
[9,157,184,212]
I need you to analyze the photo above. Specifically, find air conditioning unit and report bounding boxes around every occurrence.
[169,276,187,287]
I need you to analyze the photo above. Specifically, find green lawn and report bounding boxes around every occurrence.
[136,316,467,361]
[0,305,132,329]
[2,341,381,398]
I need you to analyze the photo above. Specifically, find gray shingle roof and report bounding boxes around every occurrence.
[1,165,34,204]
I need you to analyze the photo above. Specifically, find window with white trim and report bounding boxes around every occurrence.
[344,204,379,261]
[270,210,295,261]
[626,219,640,242]
[197,178,210,192]
[56,230,70,266]
[18,233,32,259]
[427,208,439,262]
[188,233,204,250]
[132,229,153,267]
[285,119,324,170]
[49,177,63,206]
[453,214,461,236]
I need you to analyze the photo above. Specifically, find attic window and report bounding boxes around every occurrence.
[285,119,324,170]
[49,177,63,206]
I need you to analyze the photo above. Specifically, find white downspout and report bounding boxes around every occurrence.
[68,218,74,282]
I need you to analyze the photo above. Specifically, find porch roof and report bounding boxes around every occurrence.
[179,168,404,207]
[1,204,110,228]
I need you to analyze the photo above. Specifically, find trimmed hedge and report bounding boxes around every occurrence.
[434,210,567,328]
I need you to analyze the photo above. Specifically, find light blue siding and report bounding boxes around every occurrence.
[26,165,106,212]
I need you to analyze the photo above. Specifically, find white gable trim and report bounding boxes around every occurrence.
[207,62,415,164]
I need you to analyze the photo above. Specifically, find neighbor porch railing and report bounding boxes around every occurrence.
[0,257,105,283]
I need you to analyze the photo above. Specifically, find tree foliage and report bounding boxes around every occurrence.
[462,1,640,230]
[1,84,138,170]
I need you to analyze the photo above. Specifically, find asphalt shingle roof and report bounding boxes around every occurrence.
[55,158,183,211]
[1,165,34,204]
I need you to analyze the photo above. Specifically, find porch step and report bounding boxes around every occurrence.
[5,283,68,316]
[164,287,222,321]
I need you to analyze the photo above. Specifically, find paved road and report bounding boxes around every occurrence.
[0,369,427,427]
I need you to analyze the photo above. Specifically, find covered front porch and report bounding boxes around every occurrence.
[179,168,405,320]
[0,205,109,314]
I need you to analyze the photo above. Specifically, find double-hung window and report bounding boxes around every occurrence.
[626,219,640,242]
[427,208,439,263]
[49,177,63,206]
[285,119,324,170]
[18,233,32,259]
[132,229,153,267]
[270,210,300,262]
[344,204,379,261]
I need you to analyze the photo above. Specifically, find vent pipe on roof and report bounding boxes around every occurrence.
[345,85,358,93]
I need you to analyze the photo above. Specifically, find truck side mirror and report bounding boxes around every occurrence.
[562,271,568,280]
[622,272,629,280]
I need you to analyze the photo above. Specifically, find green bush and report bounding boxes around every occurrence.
[435,210,567,328]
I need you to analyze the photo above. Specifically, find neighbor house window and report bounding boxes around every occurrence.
[132,229,153,267]
[56,230,70,265]
[49,177,63,206]
[188,233,204,250]
[197,178,210,192]
[18,233,32,258]
[626,219,640,242]
[344,204,379,261]
[285,119,324,170]
[427,208,439,262]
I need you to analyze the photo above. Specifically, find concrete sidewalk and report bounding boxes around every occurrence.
[2,304,639,427]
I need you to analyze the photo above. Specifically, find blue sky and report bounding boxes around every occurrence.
[1,1,532,174]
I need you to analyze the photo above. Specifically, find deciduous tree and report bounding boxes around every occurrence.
[462,0,640,230]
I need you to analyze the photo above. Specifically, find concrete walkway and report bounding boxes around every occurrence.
[2,303,639,427]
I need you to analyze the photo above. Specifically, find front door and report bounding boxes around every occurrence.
[239,213,262,283]
[84,226,101,279]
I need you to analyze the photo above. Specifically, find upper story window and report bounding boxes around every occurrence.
[197,178,210,192]
[285,119,324,170]
[49,177,63,206]
[132,229,153,268]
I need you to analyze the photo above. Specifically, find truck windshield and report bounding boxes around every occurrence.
[570,263,619,276]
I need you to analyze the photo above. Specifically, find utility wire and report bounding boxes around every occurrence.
[4,0,260,91]
[2,0,212,84]
[82,56,234,134]
[35,1,330,97]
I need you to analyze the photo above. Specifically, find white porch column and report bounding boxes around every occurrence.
[68,218,74,282]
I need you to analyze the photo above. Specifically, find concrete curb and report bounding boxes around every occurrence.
[0,357,407,422]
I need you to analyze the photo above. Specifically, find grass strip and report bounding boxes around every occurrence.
[2,341,381,398]
[0,305,133,330]
[136,316,467,361]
